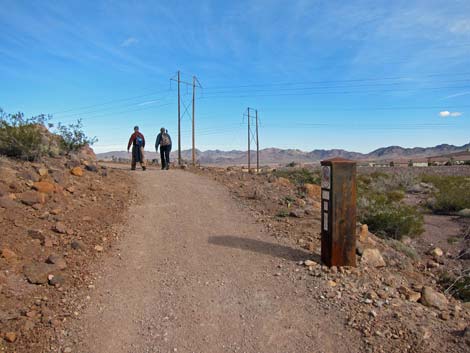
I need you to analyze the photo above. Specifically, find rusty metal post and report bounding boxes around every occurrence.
[320,158,357,267]
[247,108,251,172]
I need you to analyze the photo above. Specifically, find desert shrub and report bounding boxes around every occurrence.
[358,171,424,239]
[276,209,289,218]
[440,269,470,302]
[357,192,424,240]
[387,239,420,260]
[421,175,470,213]
[0,109,50,160]
[273,168,320,186]
[55,119,97,152]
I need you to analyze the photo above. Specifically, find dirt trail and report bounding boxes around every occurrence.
[70,169,362,353]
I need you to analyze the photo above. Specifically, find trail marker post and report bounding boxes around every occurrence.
[320,158,357,267]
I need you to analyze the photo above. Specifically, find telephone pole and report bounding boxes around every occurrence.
[256,110,259,173]
[191,76,202,166]
[247,108,251,171]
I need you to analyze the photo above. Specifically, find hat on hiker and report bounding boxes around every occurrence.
[134,126,139,130]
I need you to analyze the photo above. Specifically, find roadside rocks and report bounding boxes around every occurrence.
[360,248,386,268]
[0,196,17,209]
[1,248,17,262]
[4,332,17,343]
[429,247,444,257]
[420,286,448,310]
[23,263,56,285]
[52,222,68,234]
[70,167,84,177]
[46,254,67,270]
[71,239,85,250]
[32,181,55,194]
[18,191,46,206]
[458,208,470,217]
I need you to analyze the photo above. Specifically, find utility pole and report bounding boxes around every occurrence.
[177,70,181,165]
[256,109,259,173]
[170,71,202,166]
[245,107,260,173]
[192,76,196,166]
[247,108,251,172]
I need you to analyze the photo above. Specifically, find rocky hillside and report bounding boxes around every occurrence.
[0,150,134,352]
[97,143,470,165]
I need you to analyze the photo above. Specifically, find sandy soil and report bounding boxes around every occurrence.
[67,168,364,353]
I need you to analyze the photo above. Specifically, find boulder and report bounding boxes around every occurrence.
[360,248,386,268]
[420,286,448,310]
[70,167,84,177]
[85,164,98,172]
[32,181,55,194]
[23,263,55,285]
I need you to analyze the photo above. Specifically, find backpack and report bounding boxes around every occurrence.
[160,133,171,147]
[135,135,144,147]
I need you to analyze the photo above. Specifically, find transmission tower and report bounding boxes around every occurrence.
[170,71,202,165]
[244,107,260,173]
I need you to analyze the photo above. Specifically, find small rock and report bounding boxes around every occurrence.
[440,312,450,321]
[24,263,55,285]
[46,254,67,270]
[28,229,45,242]
[85,164,98,172]
[70,167,84,177]
[71,240,85,250]
[37,167,48,177]
[457,209,470,217]
[4,332,17,343]
[52,222,67,234]
[359,224,369,242]
[32,181,55,194]
[48,274,65,286]
[429,247,443,257]
[304,260,317,267]
[65,186,76,194]
[289,209,304,218]
[360,248,386,268]
[0,196,17,209]
[94,245,104,252]
[0,248,17,261]
[327,280,337,287]
[64,347,72,353]
[18,191,46,206]
[420,286,448,310]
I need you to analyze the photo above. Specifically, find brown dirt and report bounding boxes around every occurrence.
[0,156,134,352]
[66,166,364,353]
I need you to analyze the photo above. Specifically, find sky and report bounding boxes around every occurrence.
[1,0,470,153]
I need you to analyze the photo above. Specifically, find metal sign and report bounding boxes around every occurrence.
[320,158,357,267]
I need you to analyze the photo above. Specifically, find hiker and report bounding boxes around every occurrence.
[155,127,172,170]
[127,126,147,171]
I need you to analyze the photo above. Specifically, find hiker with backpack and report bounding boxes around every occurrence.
[127,126,147,171]
[155,127,172,170]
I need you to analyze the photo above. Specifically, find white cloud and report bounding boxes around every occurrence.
[439,111,462,117]
[120,37,138,47]
[450,20,470,35]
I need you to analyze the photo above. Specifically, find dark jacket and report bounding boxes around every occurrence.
[155,132,172,150]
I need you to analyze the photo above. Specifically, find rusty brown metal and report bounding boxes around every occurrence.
[320,158,357,267]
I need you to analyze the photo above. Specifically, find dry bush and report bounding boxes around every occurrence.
[421,175,470,213]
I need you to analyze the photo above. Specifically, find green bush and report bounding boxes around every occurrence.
[439,270,470,302]
[273,168,320,186]
[55,119,97,152]
[421,175,470,213]
[358,192,424,240]
[358,171,424,240]
[0,109,50,160]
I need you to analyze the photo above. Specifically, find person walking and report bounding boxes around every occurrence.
[127,126,147,171]
[155,127,172,170]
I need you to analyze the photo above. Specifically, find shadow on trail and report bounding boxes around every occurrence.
[208,235,320,263]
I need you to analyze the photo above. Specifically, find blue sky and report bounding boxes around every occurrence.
[1,0,470,153]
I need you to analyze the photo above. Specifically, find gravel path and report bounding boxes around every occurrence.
[70,169,362,353]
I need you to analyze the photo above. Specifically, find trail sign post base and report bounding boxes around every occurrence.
[320,158,357,267]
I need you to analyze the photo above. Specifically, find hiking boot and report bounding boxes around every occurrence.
[142,166,147,171]
[166,165,170,170]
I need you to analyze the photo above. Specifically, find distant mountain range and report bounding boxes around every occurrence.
[96,143,470,166]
